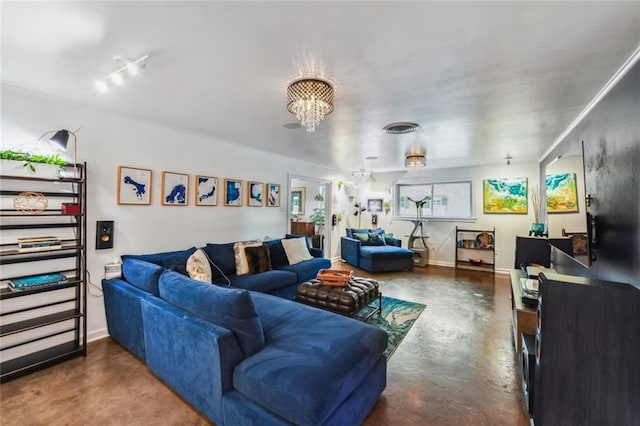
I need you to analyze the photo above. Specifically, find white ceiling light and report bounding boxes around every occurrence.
[94,54,149,93]
[383,122,421,134]
[405,146,427,168]
[287,78,334,133]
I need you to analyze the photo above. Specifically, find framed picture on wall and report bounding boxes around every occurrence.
[266,183,280,207]
[483,177,528,214]
[224,178,243,206]
[247,181,264,207]
[546,173,579,213]
[162,171,189,206]
[367,198,383,212]
[195,175,218,206]
[117,166,152,205]
[290,187,305,215]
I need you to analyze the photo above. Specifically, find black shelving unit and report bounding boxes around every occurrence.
[455,226,495,272]
[0,163,87,382]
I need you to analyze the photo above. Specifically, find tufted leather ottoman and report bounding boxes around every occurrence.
[295,277,382,319]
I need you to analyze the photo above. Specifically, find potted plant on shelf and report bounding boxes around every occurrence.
[530,186,545,236]
[1,149,68,178]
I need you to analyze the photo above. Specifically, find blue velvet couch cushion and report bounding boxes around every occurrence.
[277,257,332,283]
[122,247,197,273]
[359,245,413,259]
[158,270,265,358]
[233,292,388,425]
[214,270,297,293]
[204,242,237,278]
[263,239,288,268]
[121,258,165,296]
[346,228,384,238]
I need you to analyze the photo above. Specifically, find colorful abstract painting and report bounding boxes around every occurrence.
[483,177,528,214]
[546,173,578,213]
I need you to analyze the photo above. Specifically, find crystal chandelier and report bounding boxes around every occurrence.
[287,78,334,133]
[405,146,427,168]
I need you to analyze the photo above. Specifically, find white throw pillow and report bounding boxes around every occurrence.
[281,237,313,265]
[233,240,262,275]
[186,249,212,283]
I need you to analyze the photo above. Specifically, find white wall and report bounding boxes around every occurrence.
[350,163,584,271]
[1,85,340,341]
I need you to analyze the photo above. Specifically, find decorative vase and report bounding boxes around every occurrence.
[531,223,545,236]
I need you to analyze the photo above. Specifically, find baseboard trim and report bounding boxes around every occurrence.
[88,327,110,343]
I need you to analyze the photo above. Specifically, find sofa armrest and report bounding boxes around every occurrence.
[309,247,324,258]
[389,237,402,247]
[141,296,244,425]
[341,236,361,267]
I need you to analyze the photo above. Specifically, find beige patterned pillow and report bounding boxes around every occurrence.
[186,249,212,283]
[233,240,262,275]
[281,237,313,265]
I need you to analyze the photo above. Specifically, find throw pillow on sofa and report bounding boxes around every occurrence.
[234,240,262,275]
[382,233,395,245]
[368,230,386,246]
[186,248,212,283]
[244,246,272,274]
[353,232,370,245]
[281,237,313,265]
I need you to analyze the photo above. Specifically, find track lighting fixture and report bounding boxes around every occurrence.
[94,54,149,93]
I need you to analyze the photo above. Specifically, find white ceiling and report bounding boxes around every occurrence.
[2,1,639,172]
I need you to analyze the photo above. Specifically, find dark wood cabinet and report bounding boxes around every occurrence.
[533,272,640,426]
[290,221,314,237]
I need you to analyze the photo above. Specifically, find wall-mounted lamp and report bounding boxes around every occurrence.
[39,129,79,177]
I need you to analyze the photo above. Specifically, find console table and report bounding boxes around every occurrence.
[403,219,429,267]
[509,269,537,353]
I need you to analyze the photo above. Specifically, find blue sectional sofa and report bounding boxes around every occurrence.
[103,239,387,425]
[341,228,415,273]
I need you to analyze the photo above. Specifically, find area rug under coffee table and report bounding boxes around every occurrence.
[362,295,426,358]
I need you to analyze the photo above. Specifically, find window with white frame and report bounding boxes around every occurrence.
[395,181,473,219]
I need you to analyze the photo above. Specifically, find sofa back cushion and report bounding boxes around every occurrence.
[263,239,288,268]
[204,242,237,278]
[346,228,384,238]
[122,247,197,275]
[158,270,265,358]
[122,258,165,296]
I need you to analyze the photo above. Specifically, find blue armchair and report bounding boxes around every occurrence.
[341,228,414,273]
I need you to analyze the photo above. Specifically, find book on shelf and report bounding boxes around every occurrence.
[17,236,60,243]
[17,236,62,252]
[8,273,68,291]
[17,244,63,253]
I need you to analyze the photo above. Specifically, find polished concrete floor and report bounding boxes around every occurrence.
[0,265,530,425]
